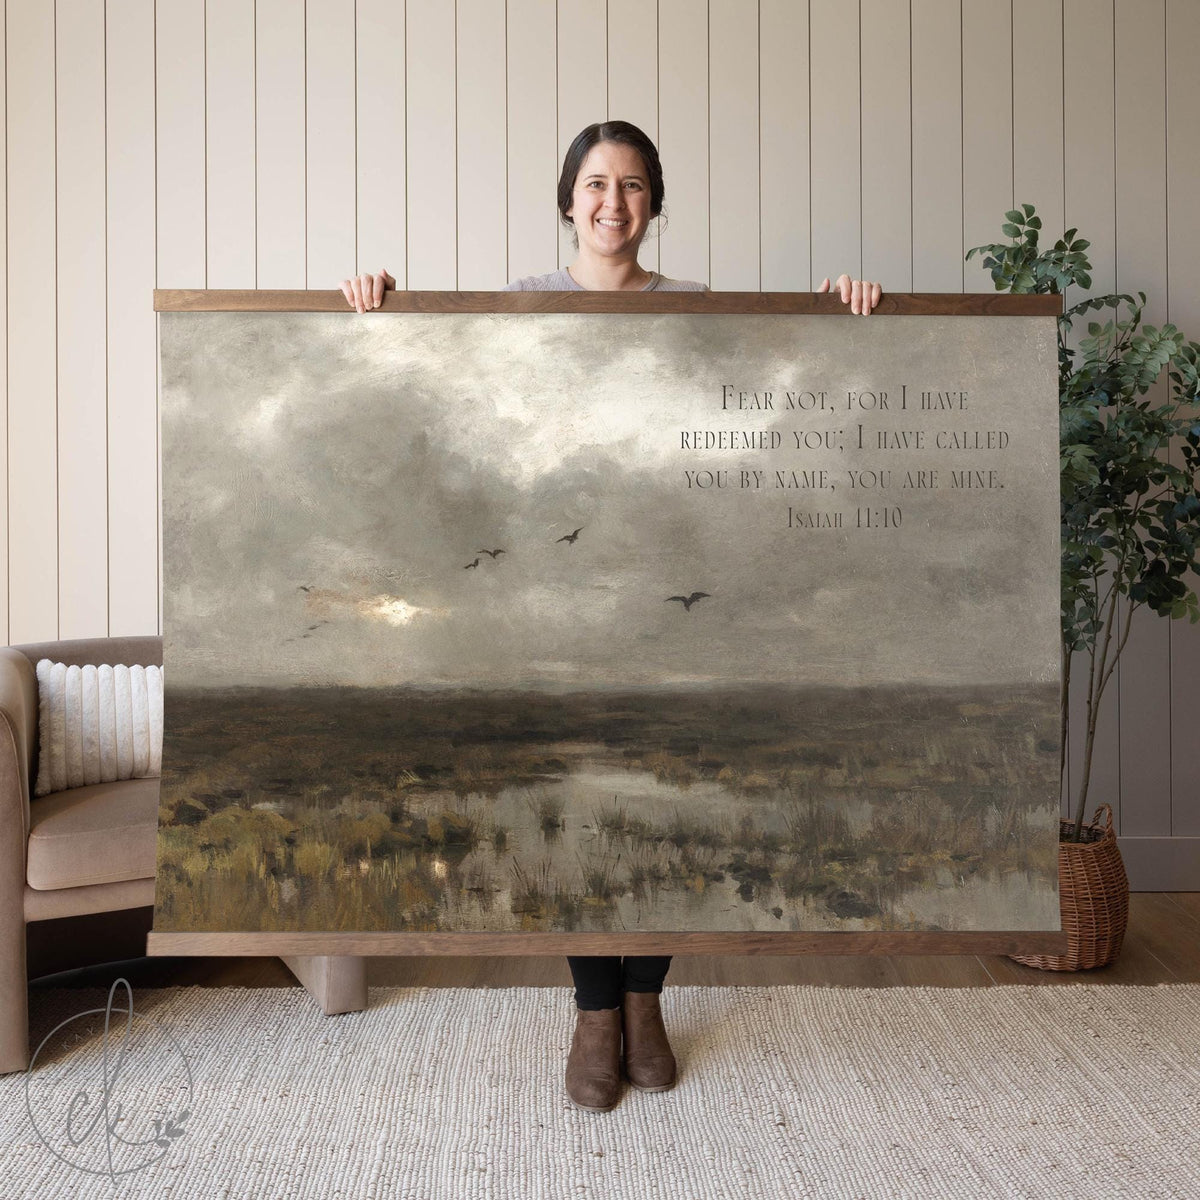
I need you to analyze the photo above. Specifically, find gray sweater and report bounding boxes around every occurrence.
[502,267,708,292]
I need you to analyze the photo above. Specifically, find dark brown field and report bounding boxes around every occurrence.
[154,683,1061,933]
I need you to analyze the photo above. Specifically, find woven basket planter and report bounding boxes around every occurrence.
[1010,802,1129,971]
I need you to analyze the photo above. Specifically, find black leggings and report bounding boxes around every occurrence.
[568,956,672,1010]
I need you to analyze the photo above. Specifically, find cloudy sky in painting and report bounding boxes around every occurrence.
[161,311,1059,689]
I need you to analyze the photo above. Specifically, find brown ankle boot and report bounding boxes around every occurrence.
[565,1007,622,1112]
[621,991,677,1091]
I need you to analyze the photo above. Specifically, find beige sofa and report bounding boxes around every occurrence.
[0,637,160,1074]
[1,635,368,1075]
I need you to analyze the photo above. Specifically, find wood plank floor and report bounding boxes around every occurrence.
[32,893,1199,993]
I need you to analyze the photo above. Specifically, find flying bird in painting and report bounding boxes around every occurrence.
[666,592,711,612]
[556,527,584,545]
[464,558,481,570]
[297,585,312,593]
[477,548,505,558]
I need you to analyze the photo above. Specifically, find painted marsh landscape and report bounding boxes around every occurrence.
[158,311,1064,934]
[155,681,1061,933]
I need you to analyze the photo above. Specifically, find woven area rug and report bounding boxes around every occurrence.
[2,983,1197,1199]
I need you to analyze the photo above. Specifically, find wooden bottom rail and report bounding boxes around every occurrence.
[148,930,1068,957]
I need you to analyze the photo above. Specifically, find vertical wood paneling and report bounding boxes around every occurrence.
[911,0,962,291]
[106,0,159,637]
[1064,0,1116,298]
[709,0,759,291]
[1012,0,1064,239]
[1064,0,1117,820]
[1167,0,1200,837]
[556,0,606,157]
[156,1,204,620]
[356,0,406,284]
[155,0,206,288]
[0,0,7,641]
[809,0,859,286]
[56,0,107,639]
[306,0,356,290]
[1014,0,1067,797]
[506,0,557,281]
[759,0,809,292]
[7,0,58,643]
[256,0,306,289]
[657,0,707,285]
[405,0,456,289]
[457,0,506,290]
[1164,0,1199,341]
[962,0,1013,290]
[556,0,606,270]
[607,0,659,275]
[1115,0,1170,838]
[860,0,912,292]
[607,0,656,134]
[207,0,256,288]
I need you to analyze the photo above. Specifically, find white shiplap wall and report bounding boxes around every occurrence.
[5,0,1199,875]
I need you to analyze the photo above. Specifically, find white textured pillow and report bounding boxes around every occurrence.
[34,660,164,797]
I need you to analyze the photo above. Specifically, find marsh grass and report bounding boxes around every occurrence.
[155,681,1060,932]
[626,844,671,900]
[641,751,698,789]
[593,800,629,841]
[665,805,725,851]
[624,815,660,846]
[781,792,856,857]
[577,851,623,904]
[460,860,499,913]
[524,791,566,837]
[293,840,339,878]
[424,810,482,850]
[509,856,582,927]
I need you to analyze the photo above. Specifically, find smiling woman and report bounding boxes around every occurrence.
[558,131,659,286]
[507,121,693,294]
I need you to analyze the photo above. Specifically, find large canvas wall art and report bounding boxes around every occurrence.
[155,304,1062,936]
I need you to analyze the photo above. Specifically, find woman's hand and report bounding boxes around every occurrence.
[340,268,395,313]
[819,274,882,316]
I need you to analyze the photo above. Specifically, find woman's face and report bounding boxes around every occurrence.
[567,141,653,262]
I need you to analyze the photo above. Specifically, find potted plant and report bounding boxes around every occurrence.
[966,206,1200,969]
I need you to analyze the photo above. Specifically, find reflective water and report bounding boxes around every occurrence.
[402,752,1060,933]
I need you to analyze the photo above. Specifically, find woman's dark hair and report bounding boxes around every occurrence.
[556,120,666,236]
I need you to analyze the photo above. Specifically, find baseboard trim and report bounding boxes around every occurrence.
[1119,837,1200,891]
